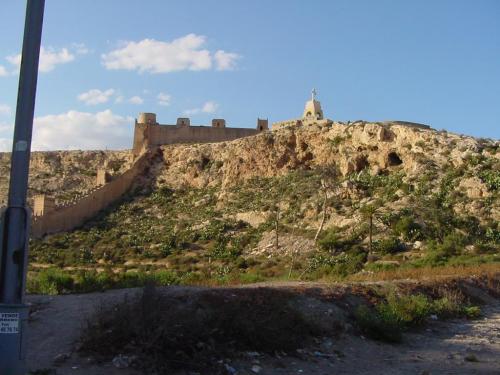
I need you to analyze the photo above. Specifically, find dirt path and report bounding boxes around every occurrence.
[25,285,500,375]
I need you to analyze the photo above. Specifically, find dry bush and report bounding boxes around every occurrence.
[80,285,320,373]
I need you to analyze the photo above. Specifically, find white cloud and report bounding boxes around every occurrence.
[115,95,124,104]
[0,109,133,151]
[0,65,7,77]
[0,138,12,152]
[0,104,11,116]
[214,50,240,71]
[29,109,132,150]
[102,34,240,74]
[7,46,75,73]
[157,92,171,106]
[71,43,89,55]
[128,96,144,105]
[78,89,115,105]
[202,101,218,113]
[184,101,219,116]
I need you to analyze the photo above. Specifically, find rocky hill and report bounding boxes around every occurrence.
[0,150,132,204]
[1,121,497,289]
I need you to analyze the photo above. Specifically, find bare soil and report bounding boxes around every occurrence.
[26,281,500,375]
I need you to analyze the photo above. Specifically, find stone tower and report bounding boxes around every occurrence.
[137,112,158,125]
[211,119,226,128]
[257,118,269,131]
[303,89,324,120]
[33,195,56,217]
[96,168,111,186]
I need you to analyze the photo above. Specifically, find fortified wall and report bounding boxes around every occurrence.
[30,114,269,237]
[31,150,156,238]
[133,113,268,156]
[28,90,433,238]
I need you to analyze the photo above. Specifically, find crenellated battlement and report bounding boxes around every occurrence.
[132,115,268,156]
[30,150,157,238]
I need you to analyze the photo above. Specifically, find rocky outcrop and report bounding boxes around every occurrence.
[151,121,496,189]
[459,177,491,199]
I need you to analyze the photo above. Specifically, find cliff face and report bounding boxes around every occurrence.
[152,121,496,188]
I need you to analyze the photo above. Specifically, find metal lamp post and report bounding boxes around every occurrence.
[0,0,45,373]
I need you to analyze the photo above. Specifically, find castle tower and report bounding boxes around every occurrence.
[211,119,226,128]
[96,168,111,186]
[176,117,191,127]
[257,118,268,131]
[303,89,324,120]
[137,112,158,125]
[33,194,56,217]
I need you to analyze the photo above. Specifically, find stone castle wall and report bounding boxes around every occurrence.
[31,150,154,238]
[133,116,266,155]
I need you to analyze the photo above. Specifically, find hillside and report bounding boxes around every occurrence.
[1,121,497,290]
[0,150,132,204]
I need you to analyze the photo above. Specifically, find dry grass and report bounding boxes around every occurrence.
[344,263,500,283]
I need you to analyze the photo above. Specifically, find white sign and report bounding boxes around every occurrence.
[0,312,19,334]
[14,140,28,152]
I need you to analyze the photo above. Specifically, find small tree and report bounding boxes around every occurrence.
[360,200,382,254]
[314,166,340,242]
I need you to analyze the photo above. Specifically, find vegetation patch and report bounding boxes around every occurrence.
[355,291,481,343]
[81,286,320,373]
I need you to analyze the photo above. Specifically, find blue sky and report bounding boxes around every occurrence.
[0,0,499,150]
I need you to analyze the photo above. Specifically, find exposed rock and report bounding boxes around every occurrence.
[251,364,262,373]
[459,177,491,199]
[234,211,268,228]
[250,231,316,256]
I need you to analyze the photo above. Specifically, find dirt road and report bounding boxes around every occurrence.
[25,284,500,375]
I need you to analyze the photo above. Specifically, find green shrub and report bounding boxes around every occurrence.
[479,169,500,191]
[374,236,405,254]
[355,304,403,342]
[208,240,234,259]
[462,306,481,319]
[307,250,366,279]
[381,293,431,326]
[150,270,181,286]
[485,227,500,244]
[430,290,481,319]
[159,235,177,256]
[355,293,430,342]
[29,268,74,295]
[317,229,342,252]
[422,233,467,266]
[356,291,481,342]
[393,216,422,241]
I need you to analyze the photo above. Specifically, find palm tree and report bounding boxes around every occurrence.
[360,201,381,254]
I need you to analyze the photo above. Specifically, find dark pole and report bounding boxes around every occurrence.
[0,0,45,373]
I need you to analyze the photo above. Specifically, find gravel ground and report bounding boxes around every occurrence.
[25,284,500,375]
